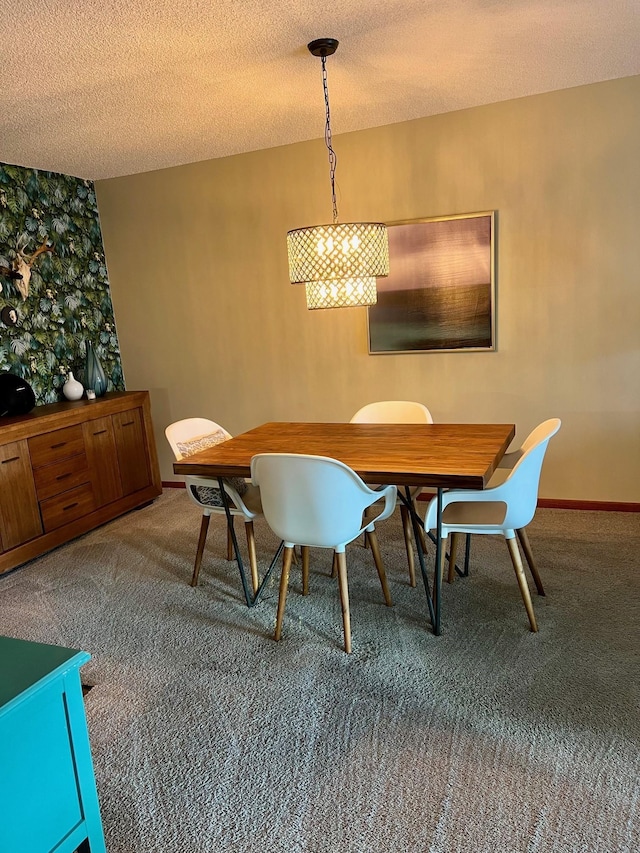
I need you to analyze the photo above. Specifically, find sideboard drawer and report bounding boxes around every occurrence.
[29,425,85,468]
[40,483,95,532]
[33,452,90,502]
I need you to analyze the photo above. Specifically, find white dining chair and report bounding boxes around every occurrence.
[350,400,434,587]
[166,418,262,592]
[476,418,564,595]
[423,418,561,632]
[350,401,434,426]
[251,453,397,653]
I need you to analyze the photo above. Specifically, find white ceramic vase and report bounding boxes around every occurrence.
[62,371,84,401]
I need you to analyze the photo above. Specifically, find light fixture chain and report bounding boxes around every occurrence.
[321,55,339,224]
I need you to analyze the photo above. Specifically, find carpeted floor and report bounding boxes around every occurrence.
[1,490,639,852]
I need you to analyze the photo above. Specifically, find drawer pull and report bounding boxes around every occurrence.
[51,441,67,449]
[93,429,108,436]
[56,473,72,481]
[122,421,135,427]
[63,502,79,512]
[1,456,20,464]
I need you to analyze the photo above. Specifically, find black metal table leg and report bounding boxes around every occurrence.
[433,487,443,635]
[464,533,471,576]
[452,531,472,579]
[217,477,285,608]
[217,477,254,607]
[252,540,285,606]
[403,486,435,628]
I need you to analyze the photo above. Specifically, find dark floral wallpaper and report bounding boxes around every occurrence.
[0,161,124,404]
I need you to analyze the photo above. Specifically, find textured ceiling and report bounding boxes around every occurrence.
[1,0,639,180]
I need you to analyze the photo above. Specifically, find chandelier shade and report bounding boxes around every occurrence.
[288,38,389,309]
[287,221,389,284]
[304,277,378,310]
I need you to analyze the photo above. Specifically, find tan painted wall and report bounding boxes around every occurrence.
[96,76,640,502]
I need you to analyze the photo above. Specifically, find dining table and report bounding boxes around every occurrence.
[173,420,515,635]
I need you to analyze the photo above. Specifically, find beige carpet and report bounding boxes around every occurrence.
[1,491,638,853]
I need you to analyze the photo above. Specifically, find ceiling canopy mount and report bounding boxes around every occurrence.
[307,38,339,58]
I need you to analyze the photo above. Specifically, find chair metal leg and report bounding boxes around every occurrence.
[244,521,259,594]
[301,546,310,595]
[275,546,294,641]
[226,517,235,561]
[336,551,352,654]
[191,514,210,587]
[516,528,546,596]
[506,536,538,632]
[400,504,417,587]
[367,528,393,607]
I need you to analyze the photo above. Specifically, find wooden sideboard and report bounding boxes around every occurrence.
[0,390,161,575]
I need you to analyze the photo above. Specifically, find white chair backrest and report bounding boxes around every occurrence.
[251,453,382,548]
[500,418,561,530]
[519,418,561,456]
[350,400,434,424]
[165,418,232,461]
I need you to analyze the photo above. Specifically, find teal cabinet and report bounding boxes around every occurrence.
[0,636,106,852]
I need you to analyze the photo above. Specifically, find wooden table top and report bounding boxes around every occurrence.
[173,421,516,489]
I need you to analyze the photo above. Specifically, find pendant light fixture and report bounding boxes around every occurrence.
[287,38,389,310]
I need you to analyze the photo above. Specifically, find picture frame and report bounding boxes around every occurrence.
[367,211,495,354]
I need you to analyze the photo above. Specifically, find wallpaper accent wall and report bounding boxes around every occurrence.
[0,161,124,404]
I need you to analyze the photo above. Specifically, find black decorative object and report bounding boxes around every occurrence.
[1,305,18,327]
[0,372,36,417]
[0,265,23,281]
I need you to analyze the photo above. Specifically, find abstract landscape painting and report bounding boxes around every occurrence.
[368,212,495,353]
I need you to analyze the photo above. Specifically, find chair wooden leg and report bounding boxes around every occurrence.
[226,516,235,561]
[292,547,299,566]
[417,518,428,554]
[362,508,374,549]
[275,546,294,641]
[244,521,259,594]
[336,551,352,654]
[301,546,310,596]
[517,528,545,596]
[400,505,417,588]
[506,536,538,632]
[447,533,461,584]
[367,528,393,607]
[190,514,210,587]
[331,552,338,578]
[433,536,447,603]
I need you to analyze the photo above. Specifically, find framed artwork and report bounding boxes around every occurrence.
[367,211,495,354]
